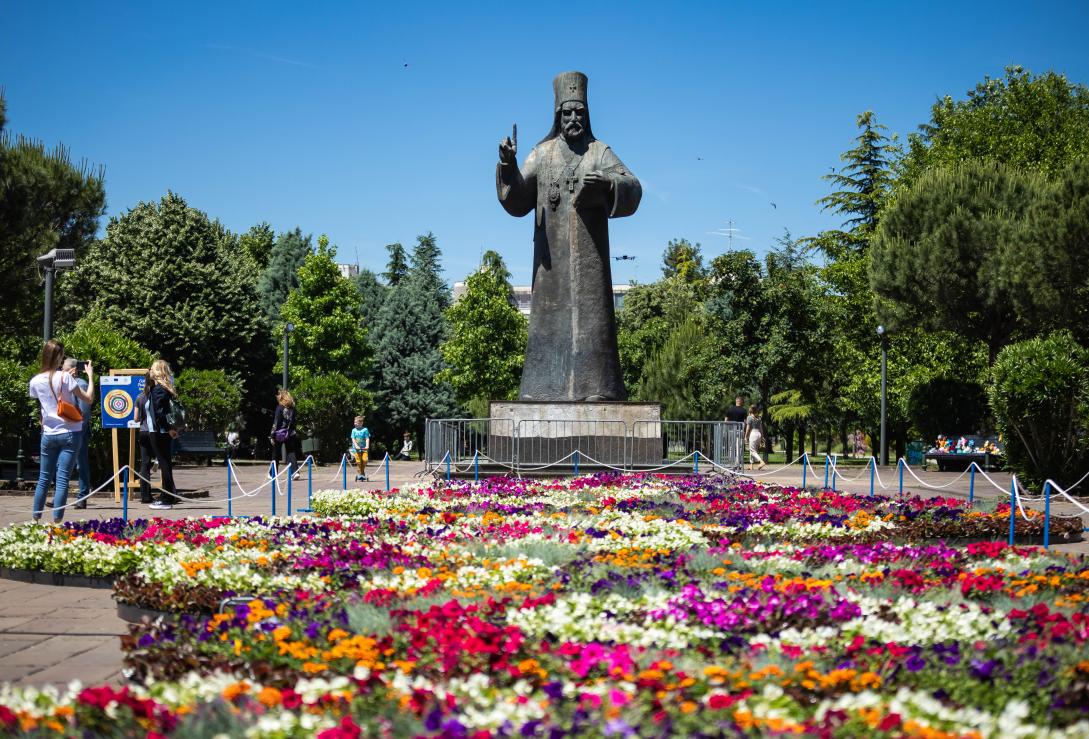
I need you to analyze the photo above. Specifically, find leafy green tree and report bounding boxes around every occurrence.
[908,377,988,442]
[383,242,408,286]
[617,276,704,394]
[370,233,458,444]
[901,66,1089,187]
[354,269,387,325]
[0,358,34,454]
[990,332,1089,487]
[293,370,371,462]
[175,369,243,434]
[238,222,275,271]
[871,161,1043,362]
[258,228,312,324]
[662,238,707,282]
[56,192,272,426]
[1009,158,1089,345]
[438,250,527,408]
[637,316,704,419]
[279,235,369,379]
[0,94,105,360]
[701,250,766,405]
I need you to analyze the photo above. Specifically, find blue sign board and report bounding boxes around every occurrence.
[100,375,145,429]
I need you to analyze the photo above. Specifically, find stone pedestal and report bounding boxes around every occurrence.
[489,400,662,467]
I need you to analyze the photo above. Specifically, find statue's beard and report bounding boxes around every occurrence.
[563,123,584,142]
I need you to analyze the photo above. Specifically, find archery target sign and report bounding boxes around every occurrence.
[99,375,146,429]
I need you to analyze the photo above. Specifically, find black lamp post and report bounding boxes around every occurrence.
[876,324,888,466]
[37,248,76,341]
[282,322,294,465]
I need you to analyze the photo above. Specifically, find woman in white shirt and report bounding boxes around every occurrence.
[27,340,94,522]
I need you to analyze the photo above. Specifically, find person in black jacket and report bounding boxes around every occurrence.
[135,361,181,509]
[271,389,301,481]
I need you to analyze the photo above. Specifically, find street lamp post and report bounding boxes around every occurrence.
[37,248,76,341]
[877,325,888,466]
[282,323,294,466]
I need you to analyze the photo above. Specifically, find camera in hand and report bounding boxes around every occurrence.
[75,360,87,373]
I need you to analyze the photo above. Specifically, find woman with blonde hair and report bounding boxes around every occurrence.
[134,359,180,509]
[28,340,94,521]
[270,388,301,480]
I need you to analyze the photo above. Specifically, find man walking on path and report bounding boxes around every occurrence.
[725,396,747,425]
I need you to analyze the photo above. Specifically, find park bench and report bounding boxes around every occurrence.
[175,431,229,466]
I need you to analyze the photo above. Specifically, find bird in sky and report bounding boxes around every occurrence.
[770,202,777,209]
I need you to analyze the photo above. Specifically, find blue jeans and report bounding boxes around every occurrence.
[74,426,91,502]
[33,431,77,521]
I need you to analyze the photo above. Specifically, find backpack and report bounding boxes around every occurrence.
[166,396,188,431]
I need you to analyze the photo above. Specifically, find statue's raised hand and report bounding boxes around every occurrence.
[499,136,517,166]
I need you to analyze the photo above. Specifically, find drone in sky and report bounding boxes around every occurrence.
[613,255,637,261]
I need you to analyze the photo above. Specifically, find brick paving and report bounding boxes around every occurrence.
[0,458,1085,689]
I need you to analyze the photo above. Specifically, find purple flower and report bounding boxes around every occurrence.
[970,658,998,680]
[905,655,926,672]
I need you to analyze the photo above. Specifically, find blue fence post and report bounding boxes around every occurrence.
[1043,481,1051,550]
[823,455,829,489]
[898,458,904,496]
[227,462,233,519]
[122,467,129,523]
[968,463,975,507]
[270,460,277,518]
[307,457,313,510]
[830,456,837,492]
[286,466,293,517]
[446,452,451,482]
[474,450,479,482]
[342,455,347,491]
[1008,476,1016,546]
[694,450,699,474]
[801,453,807,489]
[384,453,391,492]
[573,449,580,477]
[869,457,875,498]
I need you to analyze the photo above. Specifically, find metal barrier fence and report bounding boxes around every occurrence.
[425,418,744,474]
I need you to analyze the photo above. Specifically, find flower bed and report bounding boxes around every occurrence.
[1,474,1088,737]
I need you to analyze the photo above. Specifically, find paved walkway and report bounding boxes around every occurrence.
[0,459,1085,689]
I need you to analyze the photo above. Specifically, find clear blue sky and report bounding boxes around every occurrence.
[3,1,1088,286]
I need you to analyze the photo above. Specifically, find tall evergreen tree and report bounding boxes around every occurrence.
[0,94,105,360]
[257,228,312,324]
[438,250,527,410]
[383,242,408,286]
[370,233,457,443]
[661,238,707,282]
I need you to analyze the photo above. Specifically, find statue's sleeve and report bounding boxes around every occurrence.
[496,147,538,218]
[601,147,641,219]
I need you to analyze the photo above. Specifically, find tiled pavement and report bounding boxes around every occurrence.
[0,459,1085,689]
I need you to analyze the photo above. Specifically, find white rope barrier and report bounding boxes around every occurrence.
[829,457,870,483]
[900,461,974,490]
[35,465,132,517]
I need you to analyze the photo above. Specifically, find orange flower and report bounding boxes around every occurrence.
[257,686,282,707]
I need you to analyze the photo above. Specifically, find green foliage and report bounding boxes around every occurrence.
[383,242,408,286]
[353,269,387,325]
[637,316,704,419]
[258,228,312,324]
[907,377,989,441]
[902,66,1089,187]
[279,235,369,379]
[0,358,34,450]
[57,192,269,378]
[55,316,156,375]
[871,161,1043,361]
[0,94,106,361]
[175,369,242,433]
[238,222,275,271]
[616,276,704,394]
[661,238,706,282]
[767,389,812,425]
[438,252,527,408]
[1009,158,1089,344]
[989,332,1089,487]
[370,233,458,443]
[293,371,370,462]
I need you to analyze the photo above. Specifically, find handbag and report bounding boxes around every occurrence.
[272,428,290,444]
[49,371,83,423]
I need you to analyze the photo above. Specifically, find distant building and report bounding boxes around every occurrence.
[336,263,360,280]
[453,281,632,316]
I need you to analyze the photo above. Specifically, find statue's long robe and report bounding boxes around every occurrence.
[497,136,641,400]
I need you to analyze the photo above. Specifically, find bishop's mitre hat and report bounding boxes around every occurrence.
[553,71,588,110]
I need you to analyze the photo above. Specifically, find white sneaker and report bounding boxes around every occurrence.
[149,501,173,510]
[292,472,302,481]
